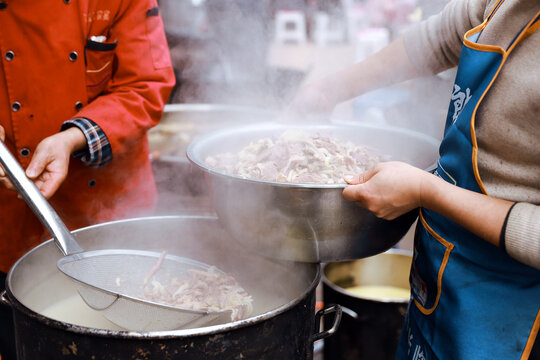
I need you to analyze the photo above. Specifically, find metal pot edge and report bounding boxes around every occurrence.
[5,215,323,339]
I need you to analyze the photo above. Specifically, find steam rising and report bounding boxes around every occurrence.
[150,0,451,247]
[162,0,305,108]
[160,0,452,133]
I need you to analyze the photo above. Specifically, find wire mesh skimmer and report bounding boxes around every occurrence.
[0,140,234,331]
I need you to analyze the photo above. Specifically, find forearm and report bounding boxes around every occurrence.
[342,162,535,262]
[421,173,513,247]
[318,37,429,106]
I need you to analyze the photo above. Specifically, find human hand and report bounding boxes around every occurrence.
[342,161,431,220]
[25,127,87,199]
[279,82,337,123]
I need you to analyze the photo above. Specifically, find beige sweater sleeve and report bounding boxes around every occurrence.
[505,203,540,270]
[402,0,490,75]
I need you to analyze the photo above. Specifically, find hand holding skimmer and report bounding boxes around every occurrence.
[0,140,233,331]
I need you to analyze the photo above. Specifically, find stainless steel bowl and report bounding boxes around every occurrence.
[149,103,277,216]
[187,122,440,262]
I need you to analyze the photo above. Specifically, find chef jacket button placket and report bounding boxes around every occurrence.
[69,51,78,62]
[11,102,21,112]
[88,179,96,187]
[0,2,7,10]
[5,51,14,61]
[75,101,84,111]
[20,148,30,158]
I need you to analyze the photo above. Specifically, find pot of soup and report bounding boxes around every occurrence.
[1,216,341,360]
[322,249,412,360]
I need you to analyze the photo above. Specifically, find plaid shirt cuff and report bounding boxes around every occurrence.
[61,118,112,168]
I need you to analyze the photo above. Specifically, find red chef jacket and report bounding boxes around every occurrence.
[0,0,175,272]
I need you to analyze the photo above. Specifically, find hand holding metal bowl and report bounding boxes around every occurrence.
[187,122,440,262]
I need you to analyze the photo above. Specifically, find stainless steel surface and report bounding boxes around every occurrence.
[187,122,440,262]
[148,104,276,216]
[0,140,235,331]
[311,304,342,342]
[151,156,215,216]
[0,140,83,256]
[322,250,413,360]
[322,249,413,302]
[0,289,8,305]
[7,216,320,335]
[149,104,277,216]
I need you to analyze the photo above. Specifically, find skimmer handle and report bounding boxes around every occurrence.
[0,140,83,255]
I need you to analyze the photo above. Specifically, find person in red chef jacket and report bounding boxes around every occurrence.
[0,1,175,358]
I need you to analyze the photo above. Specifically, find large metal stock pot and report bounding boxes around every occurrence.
[2,216,340,360]
[323,250,412,360]
[187,122,440,262]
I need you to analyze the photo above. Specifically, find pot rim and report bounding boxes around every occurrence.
[6,215,322,339]
[321,249,413,304]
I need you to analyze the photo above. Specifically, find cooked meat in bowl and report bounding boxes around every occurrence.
[205,129,387,184]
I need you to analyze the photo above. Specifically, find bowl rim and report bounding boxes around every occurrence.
[186,122,440,189]
[163,103,277,116]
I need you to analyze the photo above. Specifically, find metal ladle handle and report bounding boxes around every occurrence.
[0,140,83,255]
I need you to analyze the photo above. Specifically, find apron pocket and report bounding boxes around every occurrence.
[410,210,455,315]
[84,38,118,101]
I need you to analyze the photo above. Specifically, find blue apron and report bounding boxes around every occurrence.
[396,2,540,359]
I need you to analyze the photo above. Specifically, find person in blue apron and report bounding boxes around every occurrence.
[287,0,540,358]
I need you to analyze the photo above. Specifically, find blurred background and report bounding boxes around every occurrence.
[159,0,454,140]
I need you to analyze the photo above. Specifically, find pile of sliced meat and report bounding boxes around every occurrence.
[141,266,253,321]
[206,129,386,184]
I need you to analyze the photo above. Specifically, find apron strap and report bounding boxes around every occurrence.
[486,0,506,22]
[507,11,540,51]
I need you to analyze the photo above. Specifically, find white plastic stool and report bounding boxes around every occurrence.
[342,0,369,43]
[354,27,390,61]
[312,11,346,46]
[274,10,307,44]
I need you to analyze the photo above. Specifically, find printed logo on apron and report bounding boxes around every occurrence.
[450,84,472,123]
